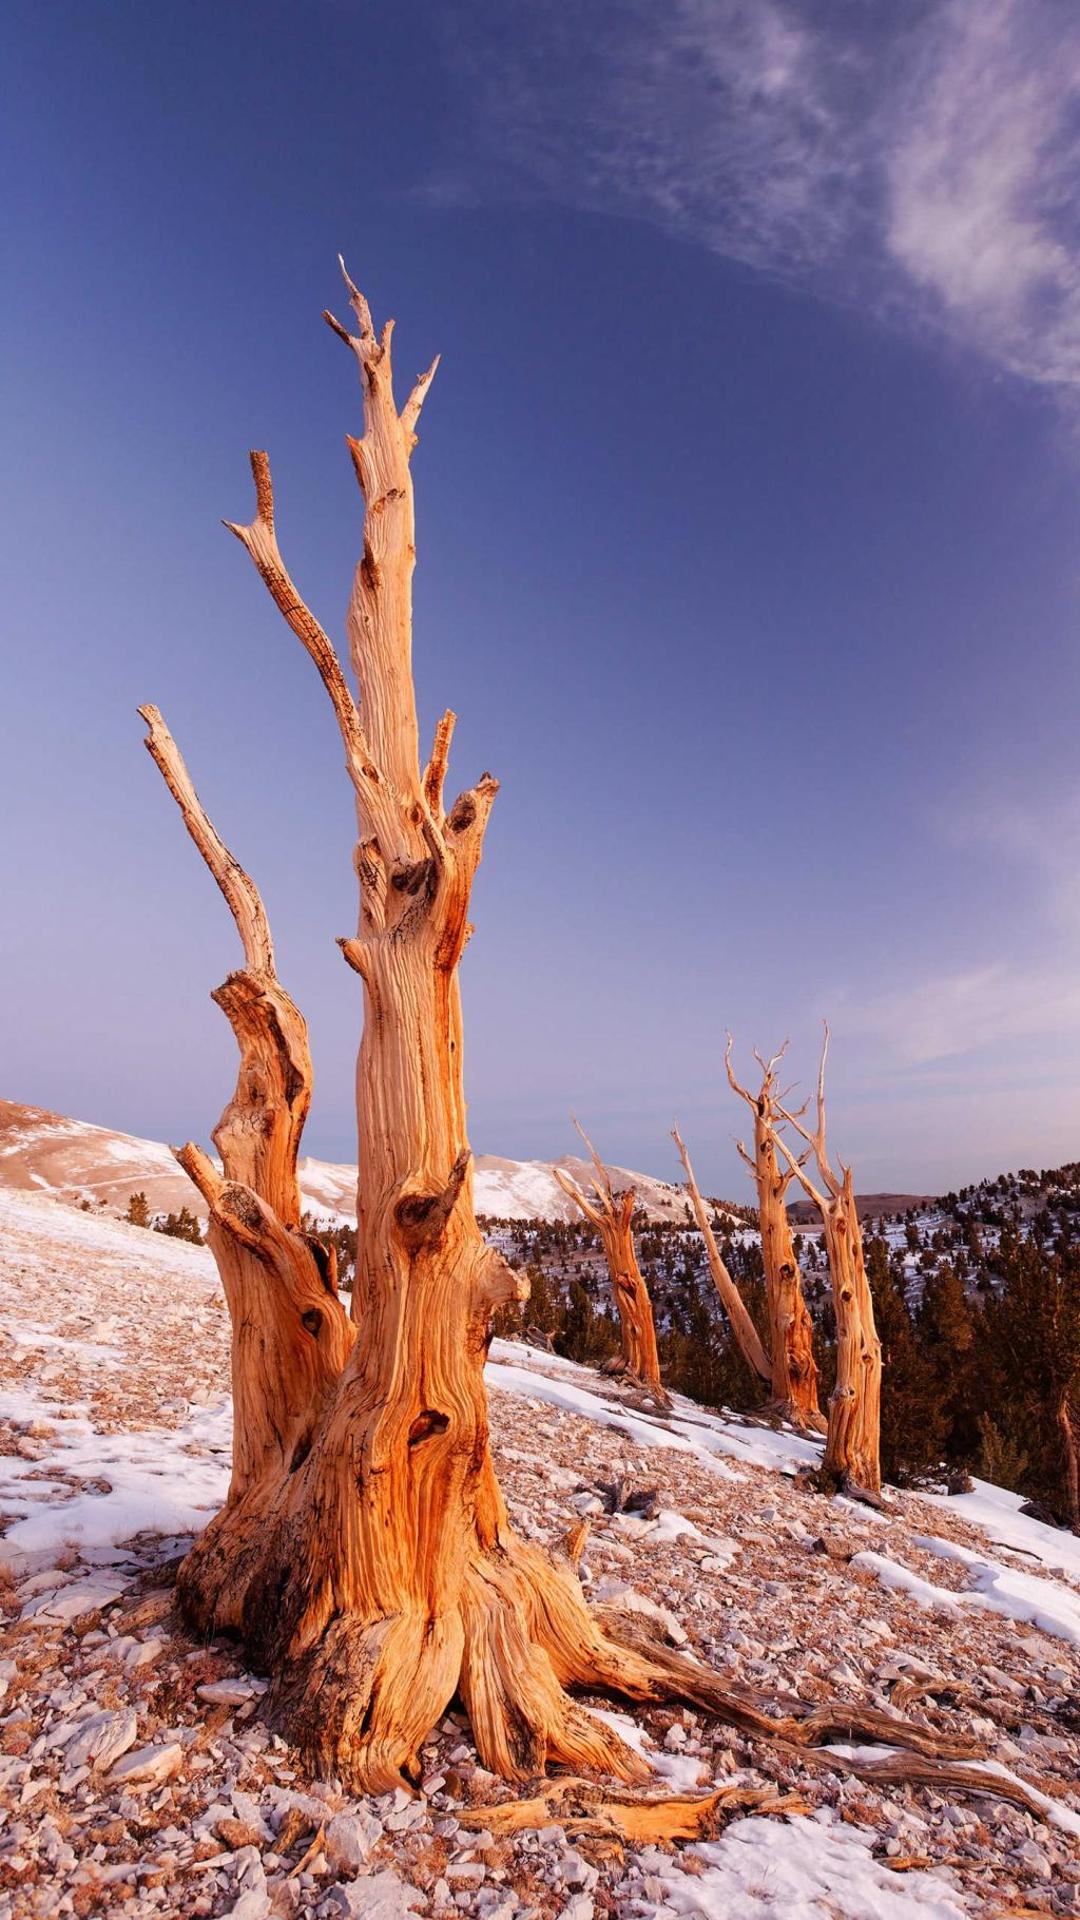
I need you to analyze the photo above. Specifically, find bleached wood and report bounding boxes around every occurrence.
[671,1125,771,1385]
[725,1036,824,1431]
[553,1120,669,1405]
[773,1025,883,1493]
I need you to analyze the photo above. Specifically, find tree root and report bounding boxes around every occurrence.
[458,1777,810,1845]
[183,1503,1021,1817]
[578,1600,977,1762]
[805,1747,1076,1826]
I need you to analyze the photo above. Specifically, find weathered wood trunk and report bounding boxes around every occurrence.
[725,1042,824,1431]
[671,1125,772,1390]
[139,707,357,1506]
[142,267,976,1804]
[774,1031,882,1494]
[554,1129,669,1407]
[148,268,724,1792]
[816,1169,882,1491]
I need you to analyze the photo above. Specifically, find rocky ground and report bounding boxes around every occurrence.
[2,1188,1080,1918]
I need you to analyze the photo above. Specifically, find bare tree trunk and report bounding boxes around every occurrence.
[553,1122,669,1408]
[774,1029,882,1495]
[139,707,356,1504]
[671,1125,771,1389]
[725,1040,824,1432]
[142,265,974,1804]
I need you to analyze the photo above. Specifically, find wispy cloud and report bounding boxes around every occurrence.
[888,0,1080,391]
[839,960,1080,1067]
[837,777,1080,1067]
[440,0,1080,398]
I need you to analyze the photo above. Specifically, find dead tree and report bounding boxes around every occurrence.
[772,1027,883,1495]
[143,263,978,1808]
[670,1124,771,1390]
[139,705,356,1500]
[553,1121,670,1408]
[725,1038,825,1432]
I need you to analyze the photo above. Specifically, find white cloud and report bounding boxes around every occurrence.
[839,960,1080,1067]
[444,0,1080,398]
[887,0,1080,391]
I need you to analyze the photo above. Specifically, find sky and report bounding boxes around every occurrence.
[2,0,1079,1195]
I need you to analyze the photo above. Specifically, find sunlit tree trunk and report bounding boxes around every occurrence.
[725,1039,824,1431]
[143,265,972,1807]
[671,1125,771,1390]
[773,1029,882,1494]
[553,1122,669,1408]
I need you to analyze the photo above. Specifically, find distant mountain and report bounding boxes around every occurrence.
[0,1099,702,1227]
[788,1190,935,1226]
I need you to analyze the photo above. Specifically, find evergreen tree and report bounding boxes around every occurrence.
[557,1277,619,1367]
[975,1239,1080,1525]
[155,1205,204,1245]
[917,1261,979,1463]
[125,1191,151,1229]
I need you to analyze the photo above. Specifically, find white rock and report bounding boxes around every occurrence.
[1015,1839,1052,1879]
[562,1898,594,1920]
[198,1677,260,1706]
[322,1872,423,1918]
[66,1709,139,1771]
[107,1741,183,1786]
[225,1892,271,1920]
[591,1580,687,1646]
[324,1808,384,1870]
[23,1575,127,1622]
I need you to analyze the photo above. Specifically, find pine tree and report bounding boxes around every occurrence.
[155,1205,204,1245]
[125,1191,151,1229]
[917,1261,979,1463]
[975,1239,1080,1525]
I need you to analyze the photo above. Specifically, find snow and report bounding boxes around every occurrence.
[488,1338,826,1481]
[0,1381,230,1575]
[657,1809,968,1918]
[0,1186,217,1279]
[852,1531,1080,1649]
[589,1708,710,1794]
[930,1475,1080,1580]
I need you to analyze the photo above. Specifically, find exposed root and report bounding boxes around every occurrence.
[577,1600,977,1762]
[458,1551,650,1784]
[809,1748,1075,1826]
[458,1777,810,1844]
[184,1496,1005,1812]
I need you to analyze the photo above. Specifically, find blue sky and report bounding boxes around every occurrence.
[2,0,1079,1193]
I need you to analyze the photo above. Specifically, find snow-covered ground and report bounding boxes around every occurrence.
[0,1099,702,1227]
[2,1186,1080,1918]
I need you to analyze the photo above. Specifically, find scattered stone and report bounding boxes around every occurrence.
[107,1740,184,1786]
[324,1808,384,1871]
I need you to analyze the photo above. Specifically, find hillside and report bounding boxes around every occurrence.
[2,1184,1080,1917]
[0,1099,702,1227]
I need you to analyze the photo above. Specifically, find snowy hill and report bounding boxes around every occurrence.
[0,1098,702,1226]
[2,1182,1080,1917]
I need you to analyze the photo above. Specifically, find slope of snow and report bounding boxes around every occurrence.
[5,1186,1080,1913]
[0,1098,706,1225]
[852,1532,1080,1650]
